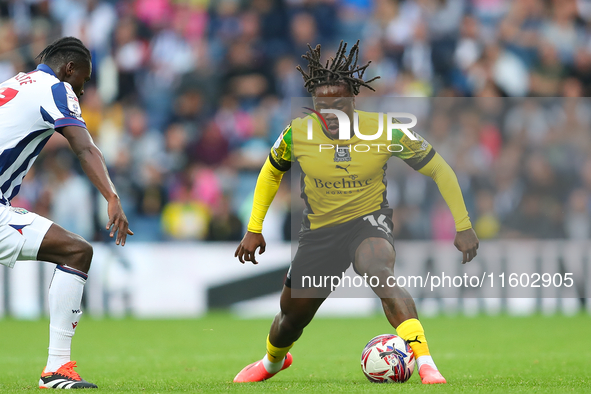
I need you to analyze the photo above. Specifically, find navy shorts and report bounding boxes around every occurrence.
[286,208,395,291]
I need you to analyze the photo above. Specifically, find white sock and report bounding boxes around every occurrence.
[46,265,87,372]
[262,354,285,373]
[417,355,438,371]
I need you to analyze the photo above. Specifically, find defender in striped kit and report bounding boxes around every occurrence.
[0,37,133,389]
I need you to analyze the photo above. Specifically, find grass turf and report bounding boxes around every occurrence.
[0,313,589,393]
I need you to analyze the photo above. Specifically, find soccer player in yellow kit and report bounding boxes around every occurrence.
[234,41,479,384]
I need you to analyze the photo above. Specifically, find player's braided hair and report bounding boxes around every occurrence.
[36,37,91,67]
[296,40,380,95]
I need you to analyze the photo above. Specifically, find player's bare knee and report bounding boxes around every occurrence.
[355,238,395,274]
[356,254,395,277]
[69,237,93,273]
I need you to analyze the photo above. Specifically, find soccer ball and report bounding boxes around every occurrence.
[360,334,415,383]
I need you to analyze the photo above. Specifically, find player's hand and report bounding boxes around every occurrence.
[454,228,479,264]
[106,196,134,246]
[235,231,266,264]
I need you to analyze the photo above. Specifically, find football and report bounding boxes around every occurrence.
[360,334,415,383]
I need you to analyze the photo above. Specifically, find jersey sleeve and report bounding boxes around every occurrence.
[47,82,87,131]
[390,122,436,171]
[268,124,293,172]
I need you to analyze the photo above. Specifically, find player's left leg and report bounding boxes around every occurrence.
[36,222,94,381]
[13,213,97,389]
[353,237,446,384]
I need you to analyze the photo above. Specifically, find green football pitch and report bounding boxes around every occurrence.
[0,313,589,393]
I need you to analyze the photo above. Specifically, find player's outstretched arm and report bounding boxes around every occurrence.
[235,157,286,264]
[417,152,479,263]
[61,125,133,246]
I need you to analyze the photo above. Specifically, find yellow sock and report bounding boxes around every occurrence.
[396,318,430,358]
[266,335,293,363]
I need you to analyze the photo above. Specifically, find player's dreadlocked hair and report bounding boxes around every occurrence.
[36,37,91,67]
[296,40,380,95]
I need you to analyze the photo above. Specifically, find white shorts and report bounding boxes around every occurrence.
[0,205,53,268]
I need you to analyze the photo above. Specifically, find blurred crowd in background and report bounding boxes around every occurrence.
[0,0,590,242]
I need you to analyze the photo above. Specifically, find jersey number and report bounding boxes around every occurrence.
[0,87,18,107]
[363,214,391,234]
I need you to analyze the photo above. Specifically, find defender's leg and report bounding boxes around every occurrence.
[33,222,97,389]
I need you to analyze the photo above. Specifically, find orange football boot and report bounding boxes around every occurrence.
[233,353,293,382]
[419,364,447,384]
[39,361,97,389]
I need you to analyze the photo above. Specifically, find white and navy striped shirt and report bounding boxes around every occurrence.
[0,64,86,205]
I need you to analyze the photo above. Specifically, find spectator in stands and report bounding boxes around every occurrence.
[0,0,588,241]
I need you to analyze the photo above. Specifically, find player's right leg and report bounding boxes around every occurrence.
[234,222,346,383]
[233,286,326,382]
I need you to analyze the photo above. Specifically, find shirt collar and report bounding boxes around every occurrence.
[36,64,57,77]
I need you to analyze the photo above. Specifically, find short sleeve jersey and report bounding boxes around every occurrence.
[0,64,86,205]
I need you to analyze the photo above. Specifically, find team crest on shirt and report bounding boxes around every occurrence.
[64,83,83,120]
[334,145,351,162]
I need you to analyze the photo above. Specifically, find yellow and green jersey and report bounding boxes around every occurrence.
[269,110,436,230]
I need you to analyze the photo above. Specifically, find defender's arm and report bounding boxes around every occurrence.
[60,125,133,245]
